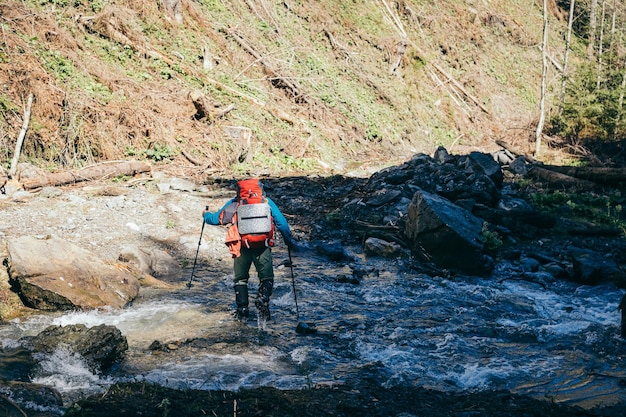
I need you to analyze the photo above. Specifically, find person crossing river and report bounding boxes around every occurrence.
[202,178,299,322]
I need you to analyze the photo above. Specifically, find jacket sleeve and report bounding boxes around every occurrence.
[267,197,294,241]
[203,198,236,225]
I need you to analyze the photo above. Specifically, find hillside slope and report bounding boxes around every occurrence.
[0,0,578,177]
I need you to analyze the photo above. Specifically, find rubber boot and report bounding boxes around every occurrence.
[255,280,273,321]
[234,284,249,321]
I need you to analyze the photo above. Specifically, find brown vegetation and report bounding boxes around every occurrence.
[0,0,583,179]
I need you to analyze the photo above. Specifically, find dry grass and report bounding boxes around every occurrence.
[0,0,581,175]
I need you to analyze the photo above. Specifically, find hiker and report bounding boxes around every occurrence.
[203,178,299,321]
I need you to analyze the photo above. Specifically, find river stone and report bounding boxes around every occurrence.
[405,188,488,275]
[6,235,141,311]
[22,323,128,372]
[314,241,350,261]
[363,237,408,258]
[568,247,626,287]
[118,245,182,282]
[0,380,64,415]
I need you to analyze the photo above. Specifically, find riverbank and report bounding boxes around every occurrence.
[64,381,626,417]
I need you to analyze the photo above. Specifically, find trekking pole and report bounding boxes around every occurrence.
[187,206,208,289]
[288,245,300,319]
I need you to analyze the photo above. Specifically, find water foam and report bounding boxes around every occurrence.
[31,345,112,394]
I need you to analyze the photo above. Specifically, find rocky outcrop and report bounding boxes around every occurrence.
[332,148,524,273]
[5,235,141,311]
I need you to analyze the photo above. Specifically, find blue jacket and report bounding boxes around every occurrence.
[203,197,294,244]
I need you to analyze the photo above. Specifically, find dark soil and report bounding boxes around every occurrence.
[64,382,626,417]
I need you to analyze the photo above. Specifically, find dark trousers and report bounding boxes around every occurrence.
[233,246,274,286]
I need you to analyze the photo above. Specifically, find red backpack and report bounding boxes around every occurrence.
[234,179,275,248]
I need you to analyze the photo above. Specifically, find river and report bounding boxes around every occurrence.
[1,244,625,410]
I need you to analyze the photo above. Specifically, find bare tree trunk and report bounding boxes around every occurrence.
[618,59,626,114]
[536,0,549,155]
[9,93,33,178]
[587,0,598,61]
[596,0,606,88]
[21,161,152,190]
[610,0,617,49]
[559,0,576,116]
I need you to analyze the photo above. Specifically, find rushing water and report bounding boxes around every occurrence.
[1,245,625,409]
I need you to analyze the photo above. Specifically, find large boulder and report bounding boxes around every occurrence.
[405,189,490,275]
[21,324,128,372]
[568,247,626,287]
[6,235,140,311]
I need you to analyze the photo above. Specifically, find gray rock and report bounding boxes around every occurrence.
[0,380,63,415]
[22,323,128,372]
[315,241,349,262]
[405,188,489,275]
[6,235,141,311]
[169,177,197,192]
[119,245,182,281]
[469,151,503,187]
[509,156,528,175]
[568,247,626,287]
[363,237,408,258]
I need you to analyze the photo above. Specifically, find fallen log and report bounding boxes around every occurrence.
[527,165,598,191]
[540,165,626,187]
[181,149,204,166]
[21,161,152,190]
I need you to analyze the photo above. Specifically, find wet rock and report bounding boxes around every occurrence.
[519,256,541,272]
[336,274,360,285]
[295,322,317,335]
[6,235,141,311]
[21,324,128,372]
[405,189,489,276]
[542,262,569,279]
[314,241,349,261]
[0,392,29,417]
[0,348,37,382]
[0,380,64,416]
[568,247,626,287]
